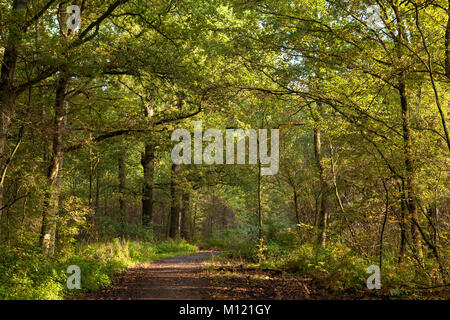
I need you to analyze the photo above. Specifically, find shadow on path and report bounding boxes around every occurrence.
[76,251,220,300]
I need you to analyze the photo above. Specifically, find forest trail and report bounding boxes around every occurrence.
[77,252,218,300]
[75,252,372,300]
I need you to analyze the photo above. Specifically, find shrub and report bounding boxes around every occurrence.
[278,242,368,290]
[0,239,197,300]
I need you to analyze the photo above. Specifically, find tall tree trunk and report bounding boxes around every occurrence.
[192,202,197,240]
[141,142,154,227]
[398,77,423,262]
[40,74,69,253]
[118,149,127,227]
[0,0,28,233]
[94,164,100,241]
[398,180,407,264]
[181,191,190,239]
[89,149,93,207]
[391,0,424,263]
[256,118,263,245]
[257,160,263,244]
[95,166,100,215]
[393,0,423,264]
[292,187,301,237]
[445,0,450,80]
[169,164,181,239]
[54,181,65,252]
[314,127,328,247]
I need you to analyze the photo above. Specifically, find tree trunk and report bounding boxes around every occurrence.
[314,127,328,247]
[141,142,154,227]
[0,0,28,233]
[445,0,450,80]
[192,202,197,240]
[392,0,423,263]
[118,149,127,226]
[257,161,263,244]
[398,180,407,264]
[293,187,301,236]
[398,77,423,262]
[40,74,69,253]
[169,164,181,239]
[181,191,190,239]
[94,164,100,241]
[89,151,93,207]
[257,119,263,245]
[95,167,100,215]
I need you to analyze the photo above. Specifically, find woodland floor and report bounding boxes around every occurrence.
[74,252,447,300]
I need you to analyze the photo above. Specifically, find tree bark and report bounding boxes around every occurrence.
[0,0,28,233]
[379,180,390,272]
[314,127,328,247]
[398,180,407,264]
[181,191,190,239]
[192,202,197,240]
[118,149,127,226]
[169,164,181,239]
[445,0,450,80]
[141,142,154,227]
[257,160,263,244]
[256,117,263,246]
[393,0,423,262]
[39,73,68,252]
[94,163,100,241]
[398,76,423,262]
[293,187,301,236]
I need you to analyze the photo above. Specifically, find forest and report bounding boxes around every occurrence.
[0,0,448,300]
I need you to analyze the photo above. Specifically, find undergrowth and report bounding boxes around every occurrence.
[202,226,448,299]
[0,239,197,300]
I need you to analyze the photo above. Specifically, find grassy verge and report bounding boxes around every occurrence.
[0,239,197,300]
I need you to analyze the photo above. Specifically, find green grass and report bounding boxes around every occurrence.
[0,239,197,300]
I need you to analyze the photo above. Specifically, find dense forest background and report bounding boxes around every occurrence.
[0,0,448,299]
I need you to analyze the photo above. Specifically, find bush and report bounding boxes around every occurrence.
[200,238,228,249]
[156,239,197,255]
[277,242,368,290]
[0,239,197,300]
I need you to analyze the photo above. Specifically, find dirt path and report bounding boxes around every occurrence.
[75,251,448,300]
[76,252,365,300]
[72,252,444,300]
[78,252,218,300]
[76,251,357,300]
[76,252,448,300]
